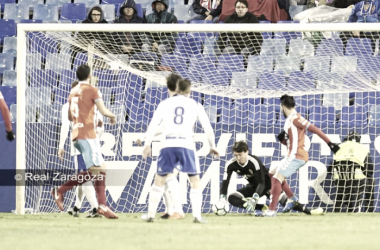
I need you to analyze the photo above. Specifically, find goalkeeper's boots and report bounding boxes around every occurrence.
[193,217,207,224]
[283,195,299,213]
[310,207,324,215]
[51,187,64,211]
[263,210,277,217]
[169,212,185,220]
[86,208,101,218]
[97,205,119,219]
[68,206,80,217]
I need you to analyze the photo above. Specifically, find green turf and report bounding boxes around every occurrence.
[0,213,378,250]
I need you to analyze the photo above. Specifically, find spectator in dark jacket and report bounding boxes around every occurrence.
[217,0,263,59]
[82,6,108,23]
[115,0,145,54]
[187,0,223,23]
[143,0,178,55]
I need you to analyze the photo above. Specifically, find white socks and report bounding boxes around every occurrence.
[190,188,202,219]
[148,185,164,218]
[165,176,184,215]
[82,181,98,209]
[74,186,84,209]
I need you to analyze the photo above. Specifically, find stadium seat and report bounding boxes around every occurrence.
[0,0,15,12]
[30,34,58,60]
[220,104,248,124]
[308,106,336,126]
[304,56,330,75]
[174,4,191,22]
[202,36,218,55]
[258,71,286,90]
[357,55,380,80]
[344,72,371,90]
[29,69,58,88]
[174,36,202,60]
[39,104,62,123]
[2,37,17,57]
[274,21,302,44]
[274,56,301,76]
[187,54,217,82]
[217,54,245,75]
[289,39,314,58]
[74,0,100,7]
[33,4,59,21]
[100,4,115,22]
[60,3,87,22]
[3,3,29,23]
[323,92,349,111]
[331,56,357,76]
[45,53,72,73]
[54,83,70,104]
[26,53,42,70]
[10,104,17,122]
[316,39,344,57]
[339,105,368,126]
[135,3,143,19]
[2,70,17,87]
[287,71,315,91]
[113,54,129,65]
[102,0,124,4]
[0,20,16,45]
[20,19,43,23]
[0,86,16,106]
[278,106,307,124]
[345,38,373,56]
[59,70,76,87]
[230,71,259,90]
[145,3,153,16]
[259,21,272,39]
[188,20,214,41]
[73,53,88,70]
[204,94,231,114]
[315,72,343,90]
[204,105,217,123]
[260,39,287,57]
[203,70,231,86]
[0,53,14,76]
[160,53,188,73]
[145,71,172,88]
[246,55,273,72]
[45,0,71,8]
[289,5,307,20]
[26,86,52,106]
[18,0,43,8]
[294,94,322,112]
[248,104,276,125]
[369,104,380,126]
[93,70,116,88]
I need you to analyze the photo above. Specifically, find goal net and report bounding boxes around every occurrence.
[16,23,380,214]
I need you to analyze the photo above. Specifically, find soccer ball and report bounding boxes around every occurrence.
[212,201,230,216]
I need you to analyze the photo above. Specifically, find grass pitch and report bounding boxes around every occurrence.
[0,213,378,250]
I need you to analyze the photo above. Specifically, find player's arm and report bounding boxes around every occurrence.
[96,109,104,139]
[197,103,219,158]
[143,104,164,159]
[0,95,14,141]
[58,103,70,161]
[95,99,116,124]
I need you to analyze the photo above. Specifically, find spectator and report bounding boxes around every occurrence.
[330,131,374,212]
[143,0,178,55]
[187,0,223,23]
[115,0,145,55]
[217,0,263,60]
[82,6,108,23]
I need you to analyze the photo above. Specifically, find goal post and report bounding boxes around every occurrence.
[16,23,380,214]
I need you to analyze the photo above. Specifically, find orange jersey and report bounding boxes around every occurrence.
[284,111,310,161]
[68,82,102,140]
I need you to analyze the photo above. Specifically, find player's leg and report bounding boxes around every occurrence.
[164,169,185,219]
[68,155,86,217]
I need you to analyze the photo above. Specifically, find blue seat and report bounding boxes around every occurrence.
[339,106,368,126]
[187,54,216,82]
[316,39,343,57]
[26,86,52,106]
[230,71,259,90]
[278,106,307,124]
[0,53,14,76]
[345,38,373,56]
[248,104,276,125]
[308,106,336,126]
[357,55,380,80]
[294,94,322,111]
[188,20,214,41]
[18,0,43,8]
[289,39,314,58]
[26,53,42,70]
[100,4,115,22]
[323,92,350,111]
[204,95,231,114]
[258,71,286,90]
[20,19,43,23]
[8,104,37,122]
[2,70,17,86]
[274,21,302,44]
[304,56,330,75]
[288,71,315,92]
[247,55,273,72]
[59,70,76,86]
[289,5,307,20]
[259,21,272,39]
[30,34,58,60]
[0,20,16,45]
[174,36,202,59]
[135,3,143,19]
[3,37,17,57]
[217,54,244,75]
[3,3,29,23]
[33,4,59,21]
[60,3,87,22]
[93,70,116,88]
[73,53,88,70]
[0,0,15,12]
[145,87,169,108]
[202,36,218,55]
[160,53,188,73]
[54,83,70,104]
[220,104,248,124]
[369,104,380,126]
[331,56,357,75]
[39,104,62,123]
[316,72,343,90]
[0,86,16,106]
[29,69,58,87]
[74,0,100,6]
[45,0,71,8]
[274,56,300,76]
[260,39,286,57]
[203,70,231,86]
[45,52,72,73]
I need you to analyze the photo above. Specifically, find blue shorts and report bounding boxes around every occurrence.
[73,139,104,169]
[72,154,86,173]
[157,147,200,175]
[276,157,306,178]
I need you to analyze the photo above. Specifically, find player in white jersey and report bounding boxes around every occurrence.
[143,79,219,223]
[58,80,104,217]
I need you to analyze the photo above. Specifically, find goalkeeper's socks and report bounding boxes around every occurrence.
[58,171,93,194]
[281,180,294,199]
[190,188,202,219]
[147,185,164,219]
[94,172,106,206]
[83,181,98,209]
[269,177,282,211]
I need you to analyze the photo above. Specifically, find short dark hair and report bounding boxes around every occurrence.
[91,6,102,14]
[166,73,182,92]
[235,0,248,8]
[233,141,249,153]
[280,94,295,109]
[76,65,91,81]
[71,80,79,88]
[178,79,191,93]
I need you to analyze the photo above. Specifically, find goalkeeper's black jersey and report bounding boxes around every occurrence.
[220,154,270,196]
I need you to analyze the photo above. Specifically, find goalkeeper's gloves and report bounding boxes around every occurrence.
[328,142,340,154]
[245,193,259,212]
[6,130,15,141]
[219,194,227,202]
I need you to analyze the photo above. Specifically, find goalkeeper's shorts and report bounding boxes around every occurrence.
[73,139,104,169]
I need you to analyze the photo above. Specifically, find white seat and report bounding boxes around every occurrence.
[2,70,17,87]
